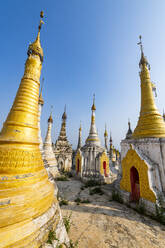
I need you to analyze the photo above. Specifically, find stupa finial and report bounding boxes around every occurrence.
[28,11,44,62]
[104,123,108,137]
[79,121,82,131]
[91,94,96,111]
[138,35,150,70]
[48,105,53,123]
[62,104,67,120]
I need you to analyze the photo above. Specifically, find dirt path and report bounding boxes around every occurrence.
[56,178,165,248]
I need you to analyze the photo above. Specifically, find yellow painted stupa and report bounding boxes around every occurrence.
[0,12,58,248]
[119,36,165,213]
[133,36,165,138]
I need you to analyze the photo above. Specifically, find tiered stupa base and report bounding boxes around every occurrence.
[0,202,69,248]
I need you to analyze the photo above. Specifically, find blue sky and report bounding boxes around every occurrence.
[1,0,165,149]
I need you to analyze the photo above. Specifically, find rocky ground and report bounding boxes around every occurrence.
[56,178,165,248]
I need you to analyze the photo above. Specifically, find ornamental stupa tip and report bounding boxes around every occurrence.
[110,132,112,143]
[48,106,53,123]
[28,11,44,62]
[48,113,53,123]
[91,94,96,111]
[79,121,82,132]
[138,35,150,70]
[126,119,132,139]
[62,104,67,120]
[104,124,108,137]
[77,122,82,150]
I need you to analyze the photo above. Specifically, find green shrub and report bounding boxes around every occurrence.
[135,202,145,215]
[56,176,69,181]
[63,213,72,233]
[112,190,123,204]
[84,180,100,188]
[47,230,58,245]
[81,199,90,204]
[59,199,69,206]
[74,197,90,205]
[74,197,81,205]
[56,245,63,248]
[66,172,73,178]
[68,240,79,248]
[62,240,79,248]
[154,195,165,224]
[89,187,103,195]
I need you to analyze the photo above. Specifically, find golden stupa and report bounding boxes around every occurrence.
[133,36,165,138]
[0,12,56,248]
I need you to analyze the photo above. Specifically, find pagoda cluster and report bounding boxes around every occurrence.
[1,10,165,248]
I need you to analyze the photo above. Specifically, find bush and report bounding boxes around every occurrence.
[56,176,69,181]
[59,199,69,206]
[89,187,103,195]
[62,240,79,248]
[56,245,63,248]
[112,190,123,204]
[81,199,90,204]
[74,198,90,204]
[154,195,165,224]
[63,213,72,233]
[47,230,58,245]
[67,240,79,248]
[74,197,81,205]
[135,202,145,215]
[84,180,101,188]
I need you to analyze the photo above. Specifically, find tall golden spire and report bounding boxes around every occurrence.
[0,12,55,247]
[133,36,165,138]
